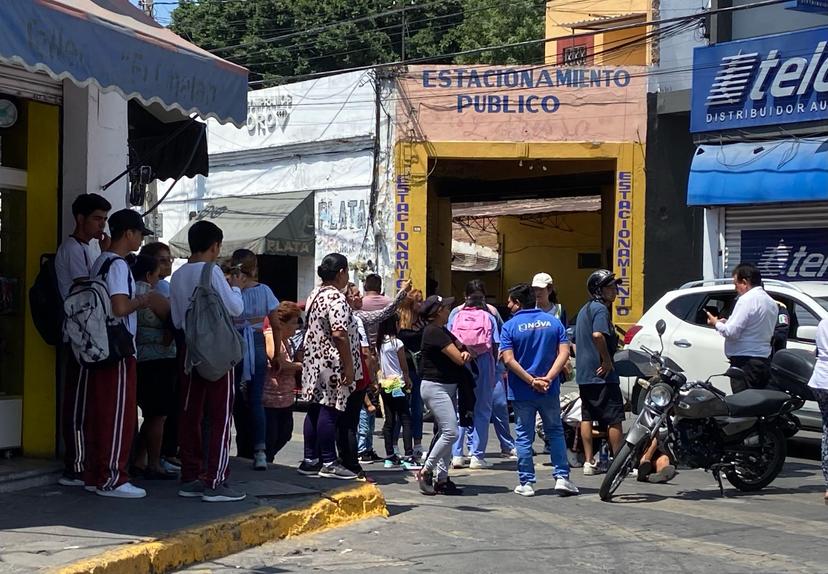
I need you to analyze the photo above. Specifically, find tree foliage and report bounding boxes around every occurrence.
[170,0,544,86]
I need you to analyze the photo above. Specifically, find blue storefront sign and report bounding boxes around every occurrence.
[691,26,828,133]
[742,228,828,281]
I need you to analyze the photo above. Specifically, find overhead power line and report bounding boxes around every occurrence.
[247,0,790,86]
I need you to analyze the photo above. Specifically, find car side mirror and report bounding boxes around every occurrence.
[656,319,667,336]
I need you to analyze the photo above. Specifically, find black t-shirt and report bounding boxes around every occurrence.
[420,323,466,384]
[398,327,423,374]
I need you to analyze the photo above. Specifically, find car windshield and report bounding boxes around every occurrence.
[816,297,828,313]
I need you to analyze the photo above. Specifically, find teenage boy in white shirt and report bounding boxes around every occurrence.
[170,221,246,503]
[85,209,160,498]
[55,193,111,488]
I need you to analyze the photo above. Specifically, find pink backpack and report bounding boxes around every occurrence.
[451,306,494,355]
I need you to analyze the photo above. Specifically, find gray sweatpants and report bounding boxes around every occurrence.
[421,380,458,480]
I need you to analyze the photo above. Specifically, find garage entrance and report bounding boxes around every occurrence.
[425,157,616,318]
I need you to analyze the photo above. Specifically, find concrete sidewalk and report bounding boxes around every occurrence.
[0,458,387,574]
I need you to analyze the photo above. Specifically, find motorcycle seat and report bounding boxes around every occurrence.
[724,389,792,417]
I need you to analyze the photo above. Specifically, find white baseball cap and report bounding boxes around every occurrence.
[532,272,554,289]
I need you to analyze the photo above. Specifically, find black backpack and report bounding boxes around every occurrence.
[29,253,63,346]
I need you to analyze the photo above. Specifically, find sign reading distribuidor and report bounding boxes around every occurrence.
[691,26,828,133]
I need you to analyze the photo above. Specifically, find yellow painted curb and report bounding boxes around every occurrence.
[50,482,387,574]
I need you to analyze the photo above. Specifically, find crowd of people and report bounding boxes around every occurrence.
[54,193,828,503]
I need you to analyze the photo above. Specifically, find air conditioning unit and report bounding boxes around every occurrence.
[0,396,22,450]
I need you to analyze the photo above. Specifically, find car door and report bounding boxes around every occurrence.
[776,294,821,427]
[661,289,736,387]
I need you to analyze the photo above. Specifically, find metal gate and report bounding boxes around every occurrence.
[724,202,828,275]
[0,64,62,105]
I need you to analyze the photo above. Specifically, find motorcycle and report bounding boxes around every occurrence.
[599,319,809,502]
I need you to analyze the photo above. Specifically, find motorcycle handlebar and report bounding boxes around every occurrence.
[639,345,663,364]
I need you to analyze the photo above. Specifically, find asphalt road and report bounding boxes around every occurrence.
[178,415,828,574]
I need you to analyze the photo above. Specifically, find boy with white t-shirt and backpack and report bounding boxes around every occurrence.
[55,193,111,487]
[83,209,159,498]
[170,221,245,503]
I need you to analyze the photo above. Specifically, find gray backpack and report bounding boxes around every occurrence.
[184,262,244,381]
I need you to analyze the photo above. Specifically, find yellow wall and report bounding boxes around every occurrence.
[598,26,648,65]
[23,102,59,457]
[396,141,646,327]
[545,0,651,64]
[498,212,602,314]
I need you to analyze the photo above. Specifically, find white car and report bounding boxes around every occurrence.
[622,279,828,431]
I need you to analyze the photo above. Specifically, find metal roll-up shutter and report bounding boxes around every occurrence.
[0,64,62,105]
[724,202,828,275]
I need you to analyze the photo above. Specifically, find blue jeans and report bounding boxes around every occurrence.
[246,332,267,452]
[395,372,424,446]
[513,390,569,485]
[357,406,375,453]
[453,353,496,459]
[491,376,515,452]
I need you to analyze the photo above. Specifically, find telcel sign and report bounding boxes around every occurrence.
[691,26,828,132]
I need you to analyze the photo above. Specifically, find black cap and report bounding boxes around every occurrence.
[419,295,455,319]
[109,209,152,237]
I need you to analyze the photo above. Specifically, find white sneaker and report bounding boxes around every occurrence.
[95,482,147,499]
[566,449,583,469]
[583,462,604,476]
[514,483,535,497]
[555,477,579,496]
[58,475,84,487]
[413,446,424,461]
[501,449,518,460]
[451,456,469,469]
[469,456,492,469]
[84,485,97,493]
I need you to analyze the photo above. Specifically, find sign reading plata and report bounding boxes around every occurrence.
[691,26,828,132]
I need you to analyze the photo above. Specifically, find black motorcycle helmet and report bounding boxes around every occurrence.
[587,269,622,300]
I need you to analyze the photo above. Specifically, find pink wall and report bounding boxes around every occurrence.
[396,65,647,143]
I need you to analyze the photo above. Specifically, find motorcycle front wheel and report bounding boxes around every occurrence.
[599,442,641,502]
[725,426,787,492]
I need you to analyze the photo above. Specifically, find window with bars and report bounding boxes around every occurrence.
[562,45,588,66]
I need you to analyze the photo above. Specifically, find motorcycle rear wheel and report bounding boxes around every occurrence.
[725,426,787,492]
[599,442,640,502]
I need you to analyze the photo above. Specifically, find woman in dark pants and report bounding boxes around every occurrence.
[298,254,361,480]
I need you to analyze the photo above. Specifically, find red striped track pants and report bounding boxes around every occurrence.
[82,357,137,490]
[178,344,235,490]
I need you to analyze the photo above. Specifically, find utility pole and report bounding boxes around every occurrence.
[140,0,161,240]
[401,4,407,61]
[140,0,154,18]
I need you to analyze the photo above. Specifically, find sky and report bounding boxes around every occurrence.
[129,0,178,27]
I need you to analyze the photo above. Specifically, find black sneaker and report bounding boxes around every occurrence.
[297,460,323,476]
[359,450,383,464]
[318,462,358,480]
[417,469,435,496]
